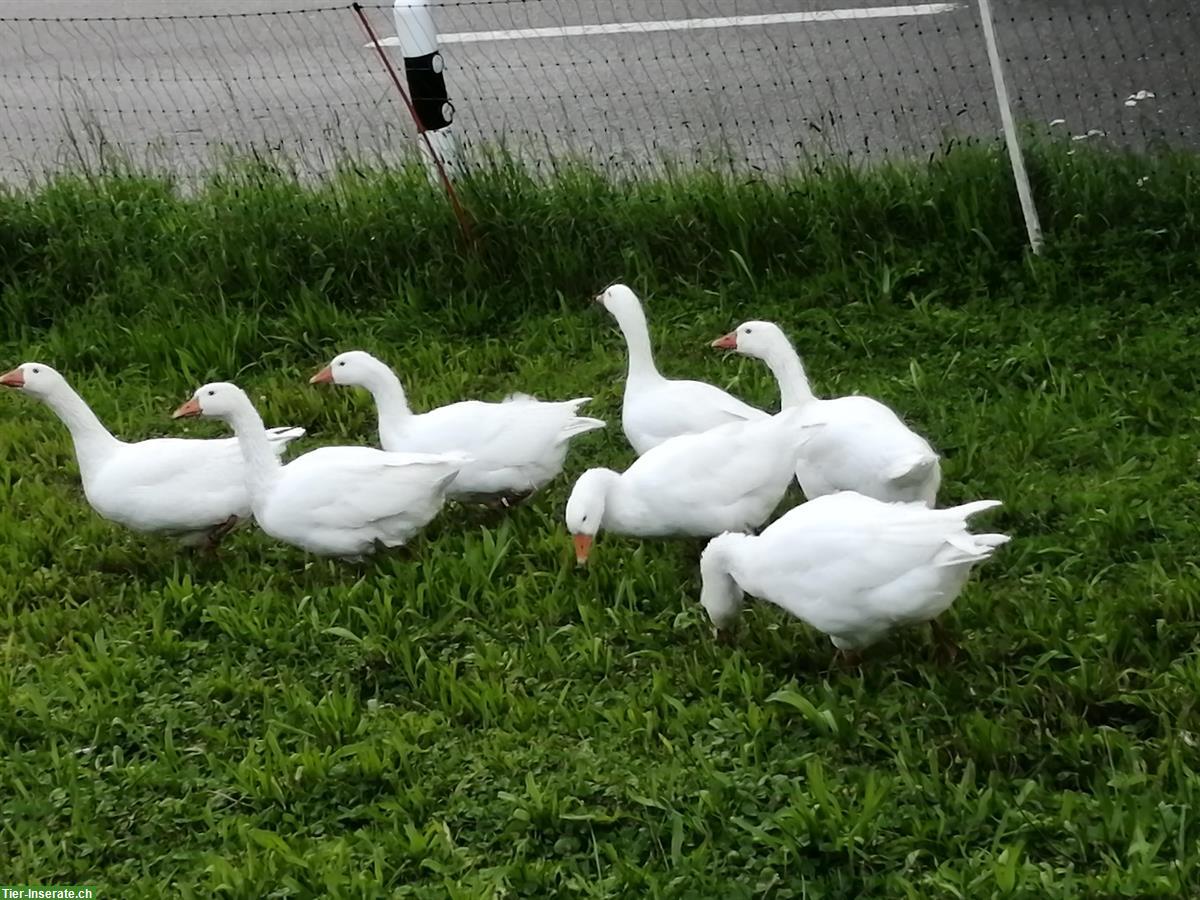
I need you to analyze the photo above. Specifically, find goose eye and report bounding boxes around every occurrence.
[207,390,215,396]
[31,367,39,373]
[338,361,346,367]
[744,328,753,335]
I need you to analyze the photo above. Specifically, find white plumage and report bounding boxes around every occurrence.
[174,382,466,558]
[713,320,941,506]
[699,493,1009,651]
[596,284,765,455]
[1,362,303,545]
[565,407,825,562]
[312,350,604,503]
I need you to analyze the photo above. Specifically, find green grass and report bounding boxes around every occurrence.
[1,144,1200,897]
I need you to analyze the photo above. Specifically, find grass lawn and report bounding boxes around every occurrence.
[1,145,1199,897]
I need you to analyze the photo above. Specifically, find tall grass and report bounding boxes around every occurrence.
[1,145,1199,896]
[1,142,1195,338]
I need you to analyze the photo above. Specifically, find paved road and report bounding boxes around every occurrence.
[0,0,1195,181]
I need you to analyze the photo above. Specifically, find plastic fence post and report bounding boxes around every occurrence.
[391,0,460,179]
[976,0,1045,255]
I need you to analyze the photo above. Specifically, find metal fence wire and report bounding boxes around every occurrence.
[0,0,1195,183]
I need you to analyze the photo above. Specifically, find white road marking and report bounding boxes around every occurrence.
[367,4,961,48]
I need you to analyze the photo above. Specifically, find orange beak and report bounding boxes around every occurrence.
[711,332,738,350]
[172,397,202,419]
[309,365,334,385]
[573,534,594,565]
[0,368,25,388]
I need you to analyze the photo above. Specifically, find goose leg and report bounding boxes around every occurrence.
[204,515,240,551]
[375,538,415,561]
[712,625,737,646]
[835,648,864,669]
[500,489,534,509]
[478,491,532,514]
[929,618,959,664]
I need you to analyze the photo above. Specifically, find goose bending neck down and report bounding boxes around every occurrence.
[697,532,751,628]
[173,382,467,558]
[1,363,304,545]
[698,493,1009,654]
[564,467,621,563]
[565,408,825,564]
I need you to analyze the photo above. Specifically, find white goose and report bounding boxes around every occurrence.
[310,350,604,505]
[0,362,304,546]
[172,382,467,558]
[699,492,1009,659]
[565,408,825,564]
[596,284,765,455]
[712,321,941,506]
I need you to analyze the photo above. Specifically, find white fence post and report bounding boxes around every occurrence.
[391,0,460,178]
[976,0,1044,255]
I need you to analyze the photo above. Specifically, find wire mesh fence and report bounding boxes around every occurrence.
[0,0,1196,184]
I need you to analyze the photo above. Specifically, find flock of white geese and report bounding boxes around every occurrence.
[0,284,1009,661]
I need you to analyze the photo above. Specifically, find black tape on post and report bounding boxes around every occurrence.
[405,52,454,131]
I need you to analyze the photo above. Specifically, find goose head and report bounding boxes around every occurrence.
[594,283,641,317]
[565,468,619,565]
[710,321,786,360]
[309,350,391,389]
[698,533,748,643]
[0,362,67,400]
[172,382,248,422]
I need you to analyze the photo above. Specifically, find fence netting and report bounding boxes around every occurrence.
[0,0,1195,184]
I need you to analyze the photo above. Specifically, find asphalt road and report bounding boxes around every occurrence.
[0,0,1195,181]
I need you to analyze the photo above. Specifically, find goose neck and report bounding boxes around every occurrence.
[359,364,412,422]
[226,403,283,501]
[610,300,660,382]
[43,382,121,480]
[699,533,749,629]
[761,339,816,407]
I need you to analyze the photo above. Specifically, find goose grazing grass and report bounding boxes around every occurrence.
[699,492,1009,660]
[565,408,825,564]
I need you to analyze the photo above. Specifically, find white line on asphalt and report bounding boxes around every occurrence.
[366,4,961,47]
